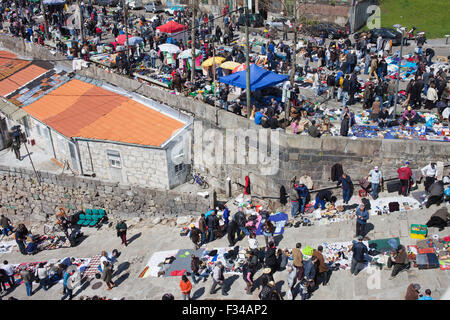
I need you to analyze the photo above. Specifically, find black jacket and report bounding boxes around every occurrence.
[317,190,332,202]
[265,247,277,267]
[206,214,218,229]
[233,211,247,227]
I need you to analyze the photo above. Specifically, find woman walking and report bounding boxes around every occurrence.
[115,220,128,246]
[101,261,116,290]
[179,275,192,300]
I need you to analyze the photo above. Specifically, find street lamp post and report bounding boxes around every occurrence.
[245,0,251,118]
[392,24,404,119]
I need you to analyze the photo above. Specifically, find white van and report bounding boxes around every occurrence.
[125,0,143,10]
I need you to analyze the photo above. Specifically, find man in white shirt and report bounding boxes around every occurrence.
[209,262,227,296]
[0,260,16,287]
[422,162,437,193]
[367,166,383,199]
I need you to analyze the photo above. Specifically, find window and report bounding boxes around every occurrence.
[107,150,122,169]
[36,124,41,136]
[175,163,184,174]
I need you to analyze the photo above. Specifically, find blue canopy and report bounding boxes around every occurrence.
[43,0,65,5]
[218,64,288,92]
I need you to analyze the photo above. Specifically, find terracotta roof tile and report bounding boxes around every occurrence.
[0,64,48,97]
[23,79,185,146]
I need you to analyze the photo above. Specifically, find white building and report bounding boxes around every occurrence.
[22,76,192,189]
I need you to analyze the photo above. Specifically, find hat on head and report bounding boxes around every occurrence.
[357,235,364,241]
[413,284,421,291]
[405,161,410,165]
[264,268,272,274]
[374,166,379,170]
[190,223,195,228]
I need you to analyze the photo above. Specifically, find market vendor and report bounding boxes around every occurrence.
[401,106,418,126]
[425,180,444,208]
[377,108,391,128]
[387,245,410,279]
[314,190,335,210]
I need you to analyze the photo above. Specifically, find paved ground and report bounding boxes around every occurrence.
[1,189,448,300]
[0,143,62,174]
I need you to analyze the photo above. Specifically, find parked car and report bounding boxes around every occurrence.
[303,22,346,39]
[145,1,165,13]
[237,13,264,28]
[125,0,143,10]
[353,27,402,45]
[265,17,294,32]
[95,0,119,6]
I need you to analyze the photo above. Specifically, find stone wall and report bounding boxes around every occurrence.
[0,166,210,224]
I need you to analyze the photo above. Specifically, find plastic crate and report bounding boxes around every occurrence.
[410,224,427,239]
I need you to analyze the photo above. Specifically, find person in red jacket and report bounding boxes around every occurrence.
[179,275,192,300]
[397,161,413,196]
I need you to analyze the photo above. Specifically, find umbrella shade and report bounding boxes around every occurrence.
[220,61,241,70]
[178,48,201,59]
[158,43,181,53]
[128,36,143,46]
[170,6,185,11]
[232,63,247,73]
[201,57,225,68]
[116,34,132,45]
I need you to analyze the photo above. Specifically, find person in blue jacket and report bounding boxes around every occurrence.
[354,203,369,238]
[295,180,309,215]
[254,109,264,125]
[337,173,353,204]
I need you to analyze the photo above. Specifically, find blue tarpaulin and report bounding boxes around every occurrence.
[255,212,289,236]
[218,64,288,92]
[43,0,65,4]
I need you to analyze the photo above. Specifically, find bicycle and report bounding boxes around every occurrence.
[189,170,209,189]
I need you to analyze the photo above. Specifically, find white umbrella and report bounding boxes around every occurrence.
[443,107,450,119]
[158,43,181,54]
[178,48,200,59]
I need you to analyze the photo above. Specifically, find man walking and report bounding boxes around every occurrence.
[20,267,33,297]
[354,203,369,238]
[313,246,331,287]
[350,236,368,275]
[206,211,218,243]
[198,213,207,246]
[421,162,437,193]
[337,173,352,204]
[210,262,227,296]
[397,161,413,196]
[292,243,304,281]
[115,220,128,246]
[367,166,383,199]
[61,269,74,299]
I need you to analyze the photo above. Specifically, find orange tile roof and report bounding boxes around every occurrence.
[0,64,49,97]
[23,79,185,146]
[0,50,48,97]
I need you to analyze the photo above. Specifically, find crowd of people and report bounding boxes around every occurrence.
[2,0,448,140]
